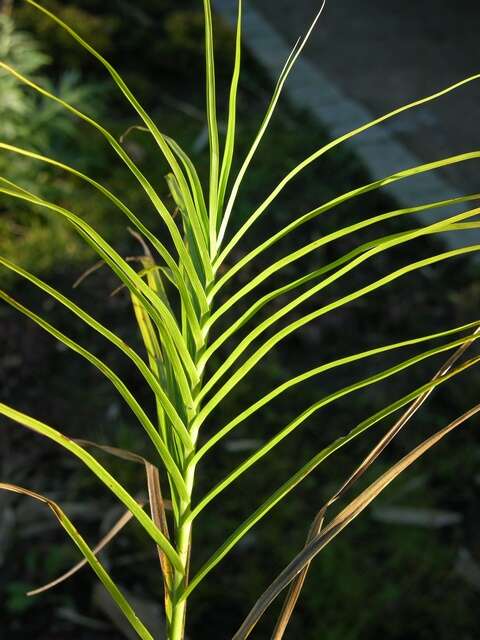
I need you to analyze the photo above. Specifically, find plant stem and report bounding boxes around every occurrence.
[169,282,211,639]
[169,464,196,640]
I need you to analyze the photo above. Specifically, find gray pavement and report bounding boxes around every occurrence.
[254,0,480,194]
[214,0,480,247]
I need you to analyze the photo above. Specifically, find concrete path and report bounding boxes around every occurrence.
[214,0,480,247]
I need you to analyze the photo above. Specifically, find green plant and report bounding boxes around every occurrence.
[1,1,480,638]
[0,12,111,283]
[14,0,235,97]
[0,13,108,179]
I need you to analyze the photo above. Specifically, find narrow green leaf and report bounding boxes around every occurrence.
[196,213,480,414]
[0,290,190,497]
[0,180,199,399]
[0,258,192,451]
[0,61,208,311]
[0,142,204,344]
[25,0,213,281]
[217,73,480,263]
[192,319,480,464]
[217,0,242,218]
[183,355,480,598]
[0,483,154,640]
[165,135,209,244]
[0,403,184,571]
[203,0,221,255]
[216,1,326,249]
[206,193,480,333]
[189,332,480,518]
[213,152,480,289]
[201,221,479,370]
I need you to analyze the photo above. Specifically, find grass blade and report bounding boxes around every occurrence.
[195,219,480,419]
[271,327,480,638]
[217,0,242,218]
[0,180,200,397]
[0,289,190,494]
[184,354,480,599]
[0,483,154,640]
[217,73,480,264]
[216,1,326,249]
[25,0,212,280]
[205,192,480,338]
[0,257,191,446]
[0,404,184,571]
[0,60,208,308]
[232,402,480,639]
[165,135,209,242]
[202,218,480,370]
[192,320,480,464]
[189,332,480,518]
[213,151,480,290]
[203,0,221,255]
[0,142,204,341]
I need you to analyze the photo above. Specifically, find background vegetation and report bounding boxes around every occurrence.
[1,1,480,638]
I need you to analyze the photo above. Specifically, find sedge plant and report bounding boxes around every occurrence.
[2,1,480,638]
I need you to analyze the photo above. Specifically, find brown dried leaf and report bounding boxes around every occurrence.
[272,327,480,639]
[235,403,480,640]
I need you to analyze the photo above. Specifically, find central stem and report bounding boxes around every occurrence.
[169,280,213,639]
[169,461,196,640]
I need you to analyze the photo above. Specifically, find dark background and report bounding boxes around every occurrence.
[1,1,480,638]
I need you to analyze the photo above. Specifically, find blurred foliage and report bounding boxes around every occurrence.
[0,14,108,176]
[5,582,36,614]
[0,13,116,282]
[14,0,235,104]
[14,0,119,62]
[0,0,237,285]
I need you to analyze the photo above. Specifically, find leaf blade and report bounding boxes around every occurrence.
[0,404,184,571]
[0,483,154,640]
